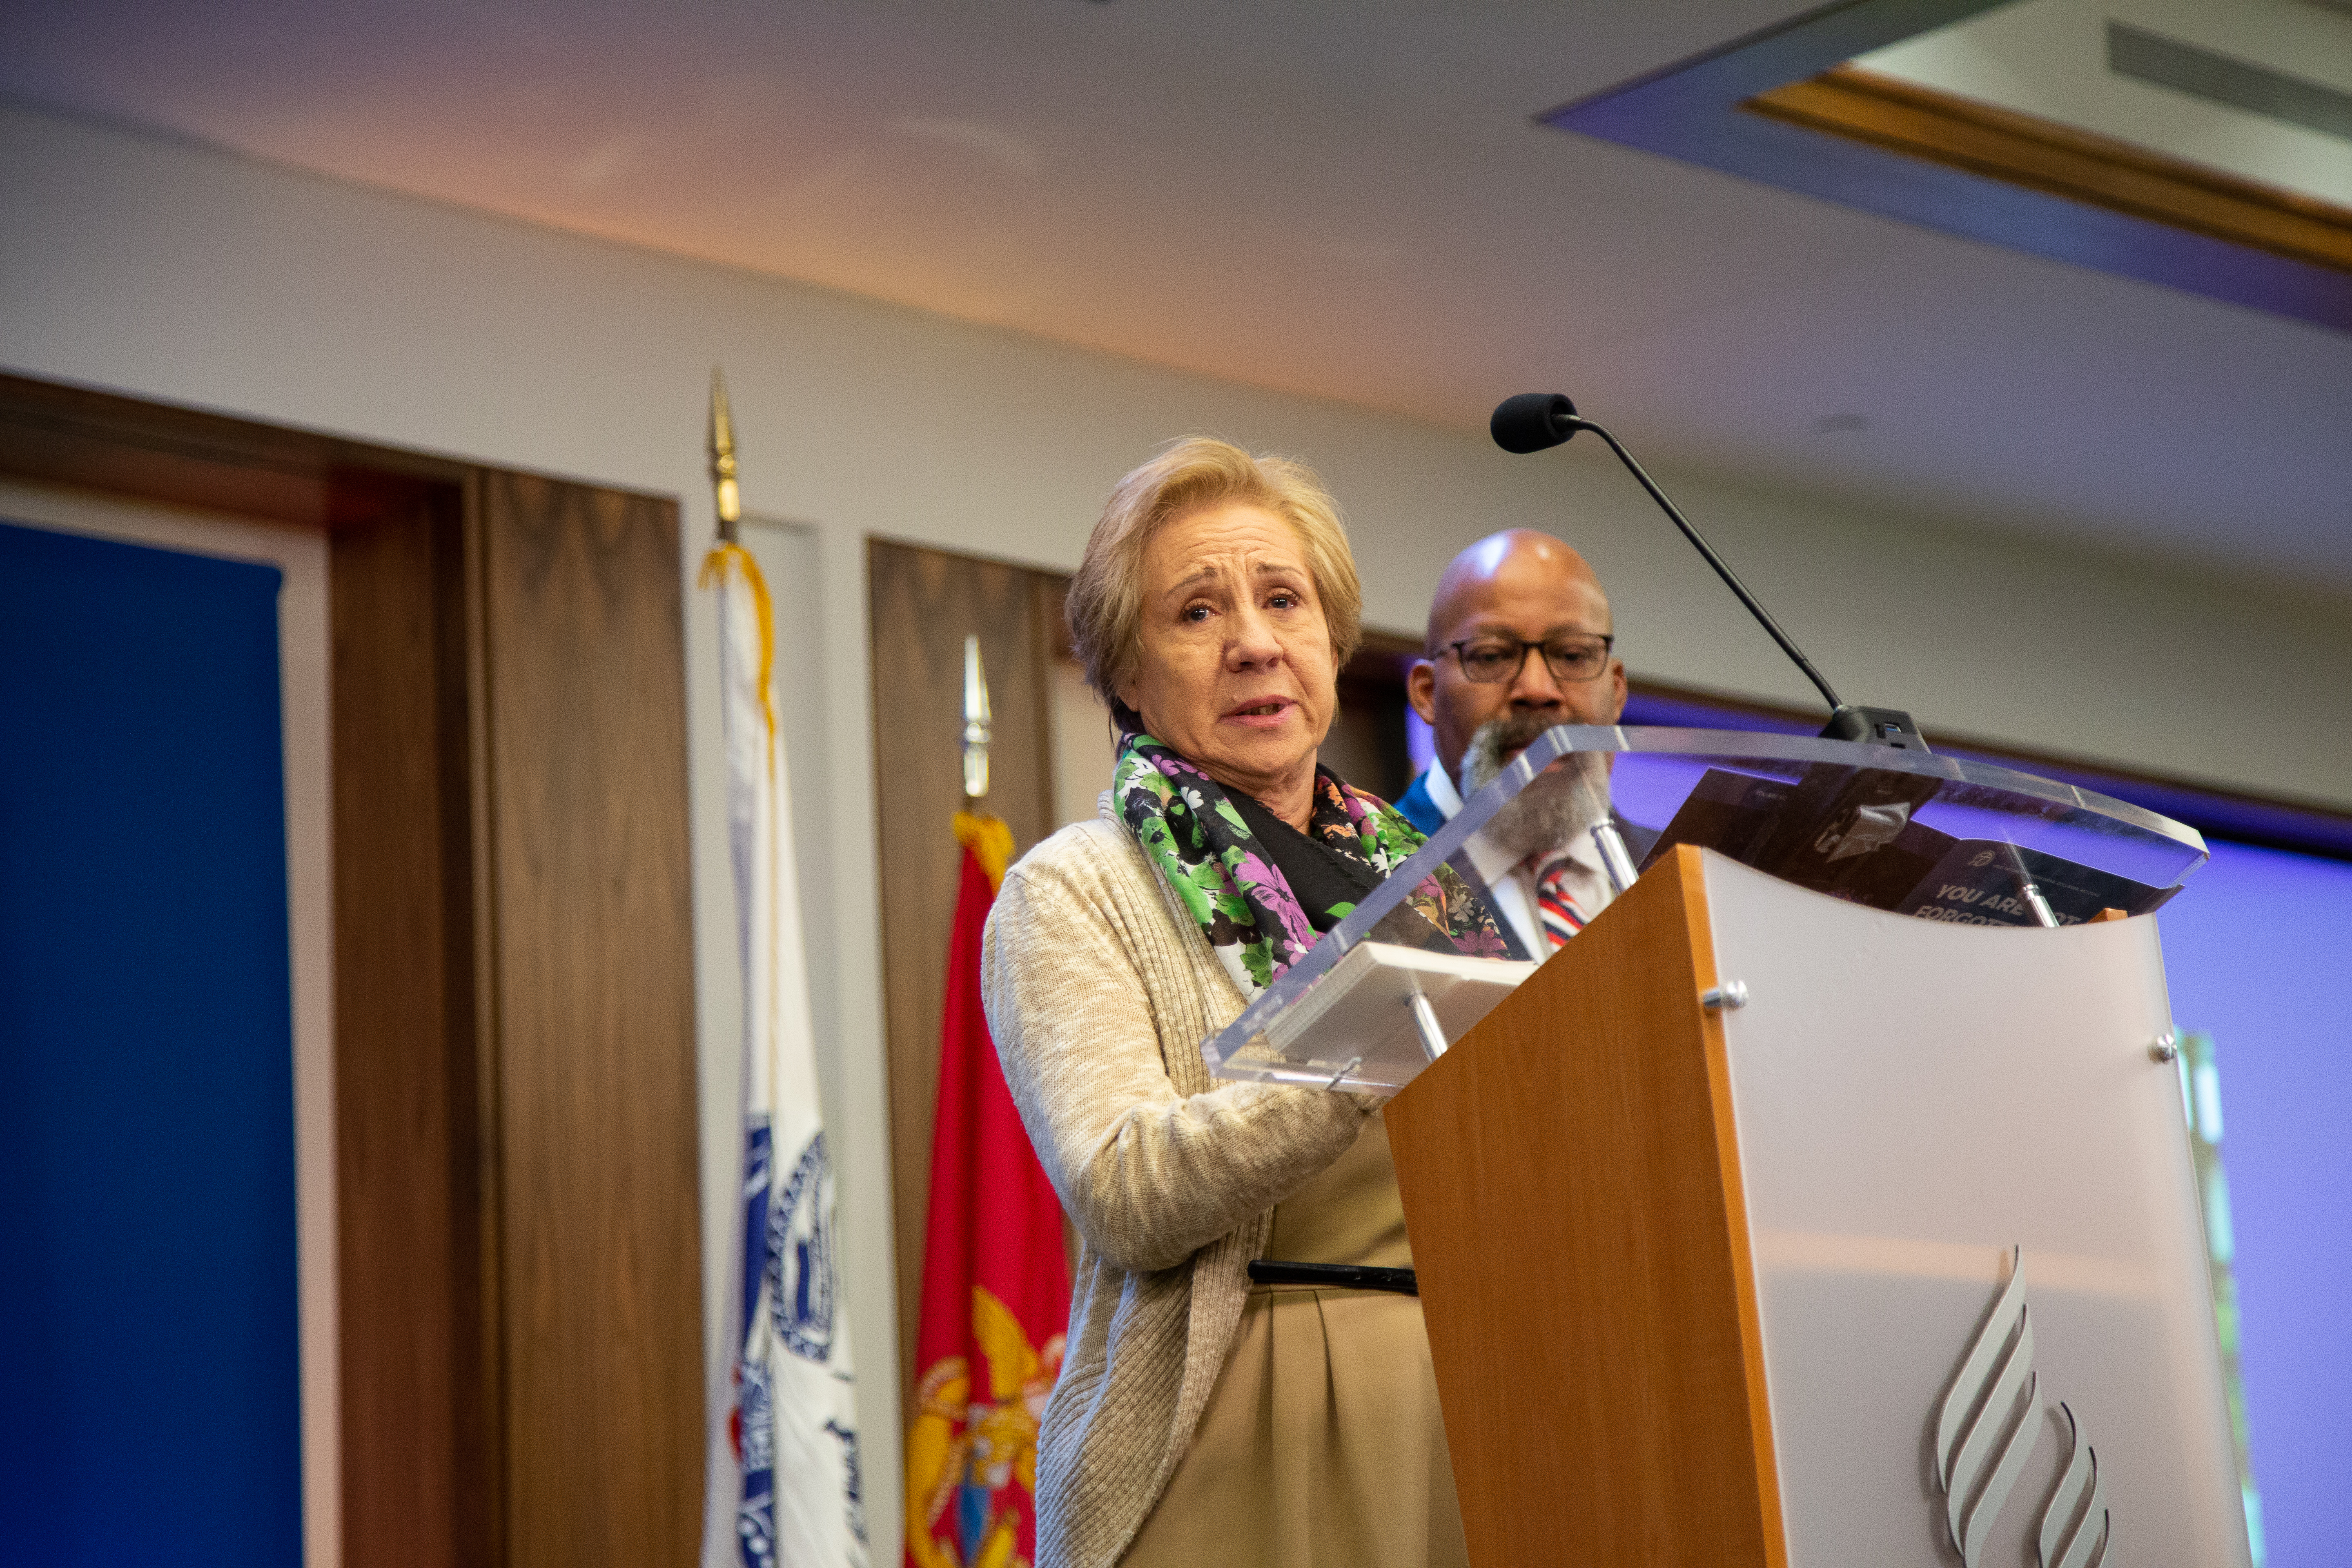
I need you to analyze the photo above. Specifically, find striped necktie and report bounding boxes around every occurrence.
[1532,852,1588,950]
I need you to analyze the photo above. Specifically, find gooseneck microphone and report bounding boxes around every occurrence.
[1491,392,1925,751]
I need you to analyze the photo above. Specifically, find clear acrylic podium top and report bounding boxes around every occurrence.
[1200,726,2209,1094]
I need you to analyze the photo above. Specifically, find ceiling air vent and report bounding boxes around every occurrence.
[2107,20,2352,143]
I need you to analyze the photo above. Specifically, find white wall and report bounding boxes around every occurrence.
[6,98,2348,1560]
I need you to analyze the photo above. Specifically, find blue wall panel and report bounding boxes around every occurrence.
[2158,842,2352,1568]
[0,519,303,1566]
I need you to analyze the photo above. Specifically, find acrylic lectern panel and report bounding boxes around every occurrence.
[1203,727,2207,1096]
[1703,853,2250,1568]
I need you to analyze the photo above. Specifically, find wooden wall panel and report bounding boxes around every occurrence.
[868,540,1058,1403]
[479,473,703,1568]
[1325,629,1421,803]
[332,483,494,1568]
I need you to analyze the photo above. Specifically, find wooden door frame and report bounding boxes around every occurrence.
[0,371,705,1568]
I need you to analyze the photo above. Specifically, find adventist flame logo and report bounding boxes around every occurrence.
[1931,1249,2113,1568]
[2038,1403,2112,1568]
[1934,1249,2041,1565]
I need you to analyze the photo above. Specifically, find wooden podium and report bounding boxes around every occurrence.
[1385,845,2252,1568]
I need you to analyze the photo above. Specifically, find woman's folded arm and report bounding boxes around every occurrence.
[983,853,1368,1274]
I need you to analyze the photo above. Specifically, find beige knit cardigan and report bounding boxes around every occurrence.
[981,807,1376,1568]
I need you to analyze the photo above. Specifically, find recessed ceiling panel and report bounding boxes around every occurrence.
[1548,0,2352,330]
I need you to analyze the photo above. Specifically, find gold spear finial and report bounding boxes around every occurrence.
[708,367,741,544]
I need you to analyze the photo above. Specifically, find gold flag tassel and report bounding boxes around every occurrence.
[697,364,866,1565]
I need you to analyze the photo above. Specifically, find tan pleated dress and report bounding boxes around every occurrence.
[1120,1110,1470,1568]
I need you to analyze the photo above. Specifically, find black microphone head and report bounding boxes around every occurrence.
[1491,392,1579,454]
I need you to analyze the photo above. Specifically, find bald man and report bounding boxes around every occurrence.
[1396,528,1654,957]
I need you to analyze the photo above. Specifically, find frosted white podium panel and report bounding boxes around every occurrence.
[1383,846,2249,1568]
[1710,853,2246,1568]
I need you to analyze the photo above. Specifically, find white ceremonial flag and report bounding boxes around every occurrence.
[702,541,867,1568]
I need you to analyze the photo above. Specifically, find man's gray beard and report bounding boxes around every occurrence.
[1459,713,1611,862]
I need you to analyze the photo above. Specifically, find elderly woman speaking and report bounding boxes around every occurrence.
[984,438,1500,1568]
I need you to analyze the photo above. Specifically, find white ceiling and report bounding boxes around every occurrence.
[4,0,2349,593]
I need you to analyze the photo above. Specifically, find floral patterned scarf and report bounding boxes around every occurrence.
[1112,719,1508,1002]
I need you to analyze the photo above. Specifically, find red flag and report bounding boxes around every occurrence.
[906,813,1070,1568]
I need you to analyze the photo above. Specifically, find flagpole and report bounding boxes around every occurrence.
[700,369,868,1568]
[906,625,1064,1566]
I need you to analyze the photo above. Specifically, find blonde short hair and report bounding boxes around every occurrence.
[1067,437,1363,707]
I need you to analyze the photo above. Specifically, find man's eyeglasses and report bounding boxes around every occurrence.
[1445,634,1615,685]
